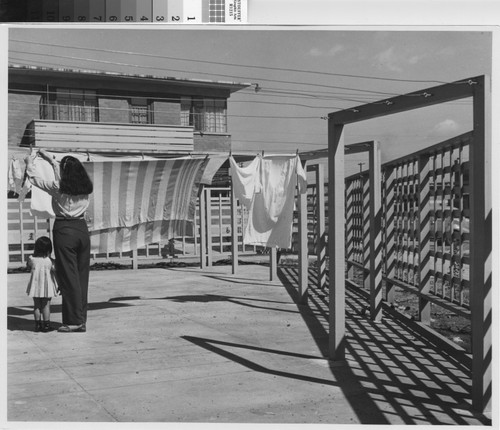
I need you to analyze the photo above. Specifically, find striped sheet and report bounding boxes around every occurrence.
[84,157,207,253]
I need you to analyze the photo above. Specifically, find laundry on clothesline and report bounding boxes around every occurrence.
[84,157,208,253]
[8,157,25,194]
[230,154,307,249]
[16,155,56,218]
[19,150,212,254]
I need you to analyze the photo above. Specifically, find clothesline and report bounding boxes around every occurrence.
[10,148,310,252]
[9,146,304,160]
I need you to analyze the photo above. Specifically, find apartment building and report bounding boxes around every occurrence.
[8,64,250,156]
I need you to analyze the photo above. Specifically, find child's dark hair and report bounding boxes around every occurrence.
[33,236,53,258]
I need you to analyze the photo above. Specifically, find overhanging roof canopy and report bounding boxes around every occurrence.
[9,64,251,95]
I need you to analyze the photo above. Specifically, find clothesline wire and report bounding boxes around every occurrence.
[10,147,305,159]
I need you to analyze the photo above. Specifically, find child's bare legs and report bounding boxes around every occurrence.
[40,298,50,321]
[33,298,42,331]
[40,298,53,332]
[33,298,53,332]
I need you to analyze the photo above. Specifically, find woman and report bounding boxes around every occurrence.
[26,149,93,333]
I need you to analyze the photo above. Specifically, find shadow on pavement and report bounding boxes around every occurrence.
[277,266,491,425]
[7,300,133,332]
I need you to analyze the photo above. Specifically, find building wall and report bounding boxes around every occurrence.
[8,72,237,155]
[153,100,181,125]
[194,133,231,152]
[98,97,129,123]
[8,92,41,147]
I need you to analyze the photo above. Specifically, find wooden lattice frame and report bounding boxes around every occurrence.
[327,76,491,412]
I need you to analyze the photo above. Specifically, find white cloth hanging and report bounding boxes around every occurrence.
[25,155,56,218]
[8,158,25,194]
[230,154,307,248]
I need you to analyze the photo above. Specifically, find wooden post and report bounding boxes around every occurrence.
[193,203,198,256]
[270,247,277,281]
[131,249,138,270]
[316,164,327,290]
[19,200,25,263]
[368,141,383,322]
[384,167,397,305]
[363,174,370,290]
[470,75,492,412]
[218,194,223,253]
[298,176,308,303]
[345,178,355,280]
[345,141,383,321]
[230,177,238,274]
[327,120,346,360]
[33,215,39,241]
[418,155,433,324]
[206,187,213,267]
[199,186,207,269]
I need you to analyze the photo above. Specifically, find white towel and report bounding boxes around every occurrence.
[230,155,307,248]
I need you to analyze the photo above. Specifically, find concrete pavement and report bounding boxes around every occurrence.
[5,263,492,425]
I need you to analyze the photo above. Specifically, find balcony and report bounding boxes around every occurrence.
[23,119,194,153]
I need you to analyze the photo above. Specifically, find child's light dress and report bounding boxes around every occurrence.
[26,256,59,298]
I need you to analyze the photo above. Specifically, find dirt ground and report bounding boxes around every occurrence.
[390,287,471,353]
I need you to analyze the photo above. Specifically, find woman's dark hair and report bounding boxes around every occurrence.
[33,236,53,258]
[59,156,93,195]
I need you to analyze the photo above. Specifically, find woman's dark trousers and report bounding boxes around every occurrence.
[52,219,90,326]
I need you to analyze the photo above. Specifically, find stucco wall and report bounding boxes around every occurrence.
[194,133,231,152]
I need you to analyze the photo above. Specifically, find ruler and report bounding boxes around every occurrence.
[14,0,247,22]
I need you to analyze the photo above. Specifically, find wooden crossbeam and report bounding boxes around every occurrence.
[329,77,481,125]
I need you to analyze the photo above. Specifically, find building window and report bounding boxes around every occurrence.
[41,88,98,122]
[181,97,227,133]
[129,98,153,124]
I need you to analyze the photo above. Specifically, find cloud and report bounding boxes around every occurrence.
[374,47,403,72]
[327,44,345,56]
[309,47,323,56]
[309,44,345,57]
[373,47,426,71]
[432,119,460,135]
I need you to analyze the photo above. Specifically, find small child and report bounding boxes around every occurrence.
[26,236,59,332]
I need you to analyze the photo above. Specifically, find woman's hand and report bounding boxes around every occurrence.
[38,149,51,160]
[24,153,36,166]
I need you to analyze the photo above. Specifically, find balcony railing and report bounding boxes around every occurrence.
[24,119,194,153]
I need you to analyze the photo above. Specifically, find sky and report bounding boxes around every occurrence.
[5,27,493,175]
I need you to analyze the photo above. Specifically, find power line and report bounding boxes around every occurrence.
[10,38,450,85]
[8,50,407,97]
[8,99,325,120]
[9,54,474,108]
[9,55,402,106]
[8,87,347,111]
